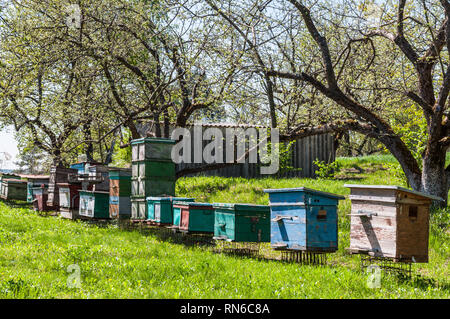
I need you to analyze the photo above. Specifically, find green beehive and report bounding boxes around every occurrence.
[147,197,195,224]
[132,161,176,179]
[176,202,215,233]
[213,203,271,242]
[79,191,110,219]
[0,179,28,201]
[131,177,176,198]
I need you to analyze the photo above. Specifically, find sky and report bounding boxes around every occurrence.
[0,126,19,170]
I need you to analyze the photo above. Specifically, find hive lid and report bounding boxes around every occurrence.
[79,190,110,195]
[344,184,443,201]
[213,203,270,211]
[264,187,345,200]
[146,196,195,202]
[131,137,176,145]
[172,201,213,207]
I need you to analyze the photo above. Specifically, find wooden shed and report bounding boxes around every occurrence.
[264,187,345,252]
[345,184,442,263]
[213,203,271,242]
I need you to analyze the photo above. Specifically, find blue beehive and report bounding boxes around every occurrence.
[264,187,345,252]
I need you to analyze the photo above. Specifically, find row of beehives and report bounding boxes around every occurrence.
[2,166,441,264]
[2,134,442,264]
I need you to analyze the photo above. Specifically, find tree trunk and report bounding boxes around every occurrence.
[421,150,448,207]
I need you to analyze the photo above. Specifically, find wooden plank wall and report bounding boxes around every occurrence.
[141,123,335,179]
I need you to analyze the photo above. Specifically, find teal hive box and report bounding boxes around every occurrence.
[213,203,271,242]
[175,202,215,233]
[147,197,195,224]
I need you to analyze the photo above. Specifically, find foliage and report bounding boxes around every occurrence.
[313,160,341,179]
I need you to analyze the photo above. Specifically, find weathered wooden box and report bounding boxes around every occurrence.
[79,190,110,219]
[147,197,195,224]
[175,202,215,233]
[131,137,176,162]
[47,167,78,209]
[0,179,28,201]
[32,185,49,211]
[213,203,271,242]
[86,164,110,192]
[58,183,84,219]
[264,187,344,252]
[345,184,441,263]
[109,169,132,219]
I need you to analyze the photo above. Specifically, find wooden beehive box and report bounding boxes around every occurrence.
[23,175,49,203]
[213,203,271,242]
[79,190,110,219]
[131,177,176,198]
[131,137,176,162]
[86,164,110,192]
[47,167,78,209]
[131,198,147,220]
[345,184,442,262]
[264,187,345,252]
[0,179,28,201]
[31,185,49,211]
[176,202,215,233]
[109,169,132,219]
[146,197,195,224]
[58,183,86,219]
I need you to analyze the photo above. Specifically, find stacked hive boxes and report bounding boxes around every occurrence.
[109,168,132,219]
[130,138,176,220]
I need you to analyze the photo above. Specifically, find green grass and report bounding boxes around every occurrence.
[0,156,449,298]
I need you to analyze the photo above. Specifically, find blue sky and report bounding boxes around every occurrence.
[0,126,18,169]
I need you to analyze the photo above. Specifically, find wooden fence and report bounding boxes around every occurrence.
[137,122,336,179]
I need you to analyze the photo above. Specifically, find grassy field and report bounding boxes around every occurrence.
[0,155,449,298]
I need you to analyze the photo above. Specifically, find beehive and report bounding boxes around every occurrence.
[264,187,345,252]
[213,203,271,242]
[0,179,28,201]
[345,184,442,262]
[130,137,177,220]
[175,202,215,233]
[109,169,132,219]
[47,166,78,209]
[32,185,49,211]
[24,175,49,203]
[147,197,195,225]
[86,164,110,192]
[79,190,110,219]
[58,183,84,219]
